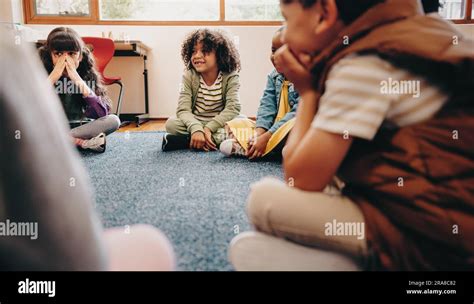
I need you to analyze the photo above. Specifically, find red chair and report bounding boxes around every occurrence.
[82,37,125,117]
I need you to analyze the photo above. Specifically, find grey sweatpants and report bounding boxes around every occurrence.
[71,114,121,139]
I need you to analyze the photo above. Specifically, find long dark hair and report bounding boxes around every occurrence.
[38,27,111,108]
[181,28,241,73]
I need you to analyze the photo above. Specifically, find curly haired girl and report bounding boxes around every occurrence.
[163,28,242,152]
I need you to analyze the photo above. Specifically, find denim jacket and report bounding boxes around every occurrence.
[256,69,300,134]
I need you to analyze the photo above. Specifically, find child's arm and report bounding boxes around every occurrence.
[63,56,109,119]
[246,72,279,158]
[47,54,67,85]
[65,56,94,97]
[84,94,109,119]
[268,98,299,134]
[204,74,241,133]
[283,94,353,191]
[176,72,205,135]
[275,45,353,191]
[255,73,278,132]
[283,91,317,161]
[274,45,316,161]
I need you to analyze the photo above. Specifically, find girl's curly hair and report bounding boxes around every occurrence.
[38,27,111,110]
[181,29,241,73]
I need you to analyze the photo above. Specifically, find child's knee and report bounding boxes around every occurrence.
[247,177,286,230]
[108,114,121,132]
[165,117,183,135]
[99,114,121,135]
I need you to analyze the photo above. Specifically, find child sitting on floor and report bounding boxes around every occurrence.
[220,27,300,160]
[230,0,474,271]
[162,28,241,152]
[39,27,120,153]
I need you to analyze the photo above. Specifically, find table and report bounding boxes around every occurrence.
[113,40,151,127]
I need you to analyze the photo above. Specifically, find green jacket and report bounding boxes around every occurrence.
[176,69,241,134]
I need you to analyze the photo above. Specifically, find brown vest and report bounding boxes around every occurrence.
[309,0,474,270]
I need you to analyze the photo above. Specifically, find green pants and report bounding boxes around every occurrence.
[165,116,227,146]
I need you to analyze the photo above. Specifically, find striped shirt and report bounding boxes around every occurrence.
[193,72,224,122]
[312,54,449,140]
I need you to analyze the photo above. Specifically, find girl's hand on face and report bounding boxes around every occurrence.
[274,45,314,95]
[65,55,82,83]
[65,55,92,97]
[48,54,67,85]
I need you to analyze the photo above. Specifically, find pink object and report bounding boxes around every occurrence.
[103,224,175,271]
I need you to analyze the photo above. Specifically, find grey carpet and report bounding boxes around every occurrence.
[81,131,284,271]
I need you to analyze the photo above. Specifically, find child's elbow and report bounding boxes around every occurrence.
[283,159,300,186]
[284,161,327,192]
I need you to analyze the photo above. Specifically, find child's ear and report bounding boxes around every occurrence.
[314,0,339,35]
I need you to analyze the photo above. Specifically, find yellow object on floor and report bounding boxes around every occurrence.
[227,80,295,156]
[275,81,291,123]
[226,118,295,156]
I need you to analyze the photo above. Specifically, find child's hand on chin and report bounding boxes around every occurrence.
[274,45,314,94]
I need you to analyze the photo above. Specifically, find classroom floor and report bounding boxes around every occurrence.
[81,131,283,270]
[118,119,166,132]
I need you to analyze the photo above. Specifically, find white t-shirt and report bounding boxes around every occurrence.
[312,54,449,140]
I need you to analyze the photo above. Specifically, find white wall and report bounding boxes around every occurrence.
[0,0,14,23]
[0,0,22,24]
[456,24,474,37]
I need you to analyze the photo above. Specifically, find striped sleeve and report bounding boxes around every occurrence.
[312,55,395,140]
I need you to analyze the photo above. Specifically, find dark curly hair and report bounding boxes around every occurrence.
[281,0,386,24]
[181,29,241,73]
[38,27,111,109]
[281,0,441,23]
